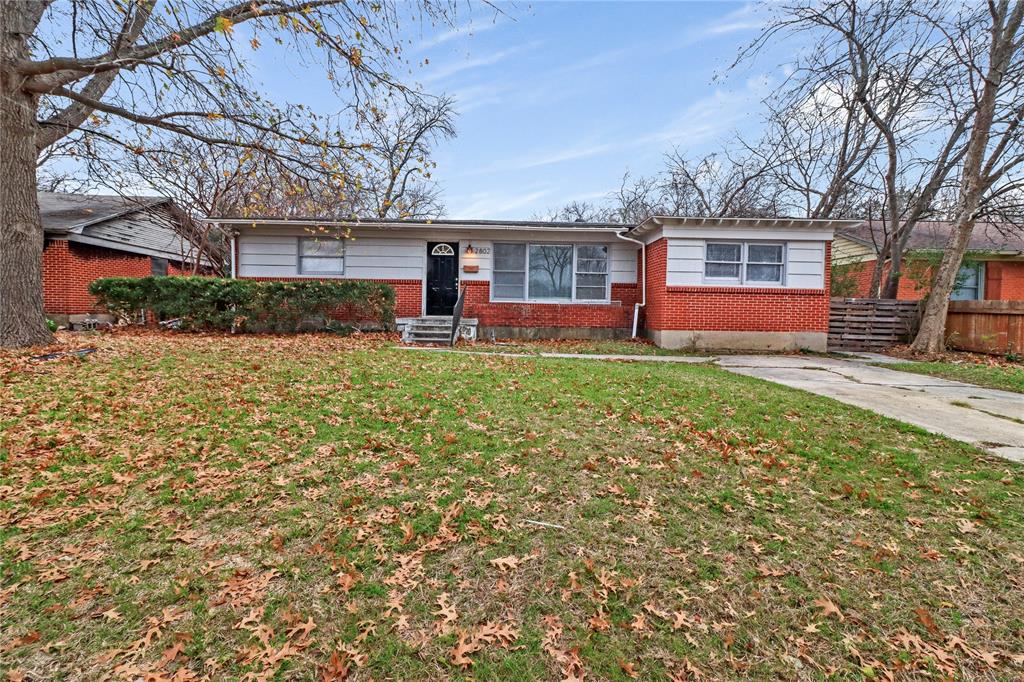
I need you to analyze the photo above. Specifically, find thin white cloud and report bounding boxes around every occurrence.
[419,42,538,84]
[450,188,553,218]
[415,16,505,51]
[470,74,774,177]
[701,3,766,37]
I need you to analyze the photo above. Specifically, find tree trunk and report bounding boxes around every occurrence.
[911,216,974,352]
[867,254,886,298]
[1,3,53,347]
[881,233,903,299]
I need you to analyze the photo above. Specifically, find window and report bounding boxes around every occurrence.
[575,245,609,300]
[529,244,573,299]
[705,243,742,280]
[492,243,610,302]
[151,257,168,276]
[951,262,984,300]
[746,244,784,284]
[704,242,784,285]
[299,237,344,275]
[493,243,527,300]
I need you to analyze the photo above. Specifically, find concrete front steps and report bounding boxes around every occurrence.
[398,317,478,345]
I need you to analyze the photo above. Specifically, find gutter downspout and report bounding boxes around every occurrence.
[616,229,646,338]
[228,228,237,279]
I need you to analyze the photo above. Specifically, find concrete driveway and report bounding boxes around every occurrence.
[717,354,1024,462]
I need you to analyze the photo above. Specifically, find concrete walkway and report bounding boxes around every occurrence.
[717,354,1024,462]
[402,345,1024,462]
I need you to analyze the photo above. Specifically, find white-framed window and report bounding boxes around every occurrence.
[951,262,985,300]
[298,237,345,275]
[746,243,784,284]
[575,245,610,300]
[492,242,610,302]
[493,243,527,300]
[704,241,785,285]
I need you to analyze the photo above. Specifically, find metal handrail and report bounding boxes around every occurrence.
[450,285,466,346]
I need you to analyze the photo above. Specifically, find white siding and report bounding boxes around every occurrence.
[662,237,827,289]
[237,234,424,280]
[610,242,638,284]
[345,238,423,280]
[666,239,705,286]
[785,241,825,289]
[235,229,639,285]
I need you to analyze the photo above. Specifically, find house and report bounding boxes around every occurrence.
[212,215,857,351]
[40,192,209,325]
[834,221,1024,301]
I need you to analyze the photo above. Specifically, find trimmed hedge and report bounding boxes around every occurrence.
[88,277,395,332]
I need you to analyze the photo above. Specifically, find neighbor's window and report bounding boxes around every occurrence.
[704,242,784,285]
[492,243,610,302]
[951,262,984,300]
[299,237,344,275]
[151,257,169,276]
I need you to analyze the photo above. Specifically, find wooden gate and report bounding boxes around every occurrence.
[828,298,921,351]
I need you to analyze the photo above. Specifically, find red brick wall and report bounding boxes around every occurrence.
[844,258,1024,301]
[643,238,831,332]
[461,280,639,329]
[240,276,422,318]
[43,239,159,315]
[984,261,1024,300]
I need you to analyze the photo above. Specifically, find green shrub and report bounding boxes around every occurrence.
[88,277,395,332]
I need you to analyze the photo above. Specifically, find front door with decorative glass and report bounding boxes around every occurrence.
[426,242,459,315]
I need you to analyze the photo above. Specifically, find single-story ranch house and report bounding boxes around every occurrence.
[214,215,857,351]
[40,192,209,325]
[834,221,1024,301]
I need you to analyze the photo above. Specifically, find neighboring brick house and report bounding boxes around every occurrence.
[833,221,1024,301]
[213,214,855,351]
[40,192,208,324]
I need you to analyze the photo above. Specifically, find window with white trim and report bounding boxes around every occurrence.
[492,243,610,302]
[299,237,344,275]
[575,245,610,300]
[951,262,984,300]
[704,241,784,285]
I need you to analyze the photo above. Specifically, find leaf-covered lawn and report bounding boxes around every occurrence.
[450,338,694,356]
[881,360,1024,394]
[2,331,1023,681]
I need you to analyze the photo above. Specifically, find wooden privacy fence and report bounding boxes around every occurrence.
[828,298,922,351]
[946,300,1024,354]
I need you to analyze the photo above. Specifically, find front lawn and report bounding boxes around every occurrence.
[882,359,1024,394]
[2,332,1023,680]
[449,337,692,356]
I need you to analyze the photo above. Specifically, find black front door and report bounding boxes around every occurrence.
[426,242,459,315]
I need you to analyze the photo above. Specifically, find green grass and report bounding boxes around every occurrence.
[881,360,1024,394]
[443,337,697,356]
[2,331,1023,680]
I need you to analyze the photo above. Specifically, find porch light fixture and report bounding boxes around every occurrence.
[465,244,476,254]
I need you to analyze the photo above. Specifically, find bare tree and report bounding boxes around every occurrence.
[352,95,455,219]
[0,0,455,347]
[913,0,1024,351]
[739,0,977,299]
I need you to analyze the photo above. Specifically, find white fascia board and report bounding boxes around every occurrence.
[206,218,623,234]
[661,226,834,242]
[629,215,861,240]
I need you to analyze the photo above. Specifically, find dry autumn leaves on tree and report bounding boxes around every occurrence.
[3,1,1024,681]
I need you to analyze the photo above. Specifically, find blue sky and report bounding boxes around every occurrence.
[247,1,781,219]
[408,1,777,219]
